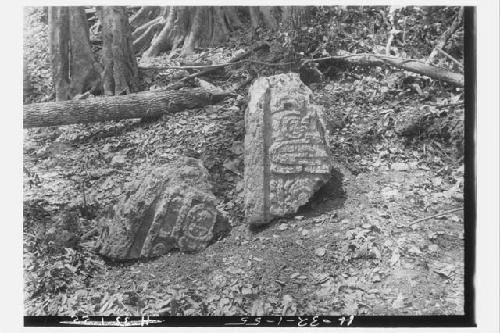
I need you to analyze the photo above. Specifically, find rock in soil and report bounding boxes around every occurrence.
[244,73,333,225]
[96,156,229,260]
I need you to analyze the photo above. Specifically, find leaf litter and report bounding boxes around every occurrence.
[23,6,465,316]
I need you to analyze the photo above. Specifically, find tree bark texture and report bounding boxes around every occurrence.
[48,7,71,101]
[23,89,229,128]
[99,6,139,96]
[23,57,32,99]
[133,6,280,58]
[68,7,103,97]
[129,6,161,28]
[48,7,104,101]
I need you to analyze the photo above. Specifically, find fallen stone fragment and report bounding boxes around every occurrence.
[244,73,333,225]
[96,156,229,260]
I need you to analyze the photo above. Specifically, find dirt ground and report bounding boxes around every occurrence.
[23,83,465,315]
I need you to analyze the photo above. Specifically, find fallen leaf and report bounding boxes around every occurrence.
[408,246,422,255]
[229,141,244,155]
[392,162,409,171]
[223,157,241,175]
[390,250,400,266]
[392,293,404,309]
[278,223,288,231]
[428,244,439,252]
[314,247,327,257]
[433,263,455,279]
[313,273,330,284]
[241,287,252,295]
[282,294,297,316]
[251,298,265,316]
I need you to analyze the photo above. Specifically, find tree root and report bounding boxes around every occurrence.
[132,6,280,58]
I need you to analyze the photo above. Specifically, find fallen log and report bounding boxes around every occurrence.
[23,88,229,128]
[308,53,464,87]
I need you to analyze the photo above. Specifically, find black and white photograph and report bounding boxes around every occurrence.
[13,1,497,329]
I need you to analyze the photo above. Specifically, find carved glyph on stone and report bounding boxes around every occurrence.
[96,157,229,260]
[244,73,333,225]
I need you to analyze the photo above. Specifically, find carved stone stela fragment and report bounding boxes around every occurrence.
[96,157,228,260]
[245,73,333,225]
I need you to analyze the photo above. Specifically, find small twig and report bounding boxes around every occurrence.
[427,101,464,109]
[427,7,464,64]
[164,42,270,90]
[81,227,99,241]
[306,53,432,66]
[246,60,295,67]
[139,62,243,71]
[408,208,462,226]
[436,47,464,71]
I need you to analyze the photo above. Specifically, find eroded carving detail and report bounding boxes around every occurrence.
[245,73,333,224]
[96,157,228,260]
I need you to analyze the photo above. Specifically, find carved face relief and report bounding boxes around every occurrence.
[281,112,305,139]
[269,104,329,175]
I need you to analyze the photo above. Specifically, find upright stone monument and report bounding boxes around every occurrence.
[244,73,333,225]
[96,156,229,260]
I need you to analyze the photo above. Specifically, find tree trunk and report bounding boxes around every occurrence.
[259,7,278,30]
[68,7,103,96]
[23,89,229,128]
[99,6,139,96]
[48,7,71,101]
[23,57,32,100]
[48,7,104,101]
[224,7,243,29]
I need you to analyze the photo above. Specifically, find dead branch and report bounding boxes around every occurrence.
[408,208,462,226]
[307,53,464,87]
[139,59,294,72]
[164,42,270,89]
[436,47,464,72]
[427,7,464,64]
[428,101,464,109]
[385,6,400,55]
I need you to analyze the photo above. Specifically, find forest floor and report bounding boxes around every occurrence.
[23,74,465,316]
[23,7,465,316]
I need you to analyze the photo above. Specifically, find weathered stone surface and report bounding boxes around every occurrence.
[244,73,333,225]
[96,157,229,260]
